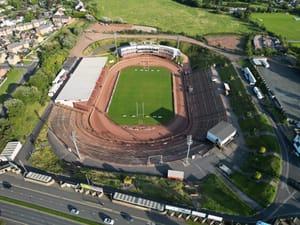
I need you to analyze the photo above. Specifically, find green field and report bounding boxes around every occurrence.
[251,13,300,41]
[85,0,251,35]
[108,66,173,125]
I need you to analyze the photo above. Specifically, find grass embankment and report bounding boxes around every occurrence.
[199,174,254,216]
[74,169,193,207]
[85,0,251,35]
[0,196,101,225]
[29,122,65,174]
[108,66,173,125]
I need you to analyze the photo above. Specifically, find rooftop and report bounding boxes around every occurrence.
[208,121,236,141]
[55,57,107,102]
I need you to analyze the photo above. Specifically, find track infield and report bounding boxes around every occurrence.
[108,66,174,125]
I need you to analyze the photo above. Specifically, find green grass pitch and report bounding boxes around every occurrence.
[108,66,174,125]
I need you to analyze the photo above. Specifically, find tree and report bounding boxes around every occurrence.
[13,86,40,103]
[28,72,49,92]
[0,118,12,140]
[243,6,251,21]
[4,98,25,118]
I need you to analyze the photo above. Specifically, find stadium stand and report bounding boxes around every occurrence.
[118,44,181,59]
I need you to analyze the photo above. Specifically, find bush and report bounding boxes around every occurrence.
[259,146,266,154]
[254,171,262,180]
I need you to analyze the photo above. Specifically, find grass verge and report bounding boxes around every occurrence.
[199,174,254,216]
[240,153,281,179]
[229,172,277,207]
[244,134,281,153]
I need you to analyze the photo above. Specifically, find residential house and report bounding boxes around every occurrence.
[16,22,33,31]
[54,7,66,16]
[0,68,8,84]
[36,23,53,35]
[52,15,70,27]
[7,54,20,65]
[0,51,7,63]
[0,36,10,46]
[5,5,14,10]
[31,19,47,28]
[0,14,6,22]
[7,42,23,53]
[7,41,29,54]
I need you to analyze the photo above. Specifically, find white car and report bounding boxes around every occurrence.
[70,208,79,215]
[103,217,114,225]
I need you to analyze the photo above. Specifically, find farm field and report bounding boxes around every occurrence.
[85,0,251,35]
[251,13,300,41]
[108,66,173,125]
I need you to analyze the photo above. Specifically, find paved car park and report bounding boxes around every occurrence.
[256,57,300,121]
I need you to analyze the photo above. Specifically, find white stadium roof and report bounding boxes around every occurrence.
[55,57,107,106]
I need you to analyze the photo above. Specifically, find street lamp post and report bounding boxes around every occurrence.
[71,131,81,160]
[185,135,193,164]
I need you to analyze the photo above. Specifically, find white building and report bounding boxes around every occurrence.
[55,57,107,107]
[206,121,237,146]
[0,141,22,162]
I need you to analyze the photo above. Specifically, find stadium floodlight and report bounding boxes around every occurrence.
[185,135,193,164]
[71,131,81,160]
[114,32,118,60]
[18,160,28,174]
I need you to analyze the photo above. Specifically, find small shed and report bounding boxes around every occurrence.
[206,121,237,146]
[167,170,184,181]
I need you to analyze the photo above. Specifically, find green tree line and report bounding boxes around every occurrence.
[0,20,88,149]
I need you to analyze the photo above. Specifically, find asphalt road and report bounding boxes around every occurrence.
[0,201,81,225]
[0,174,185,225]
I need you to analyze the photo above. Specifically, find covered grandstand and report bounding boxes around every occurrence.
[118,43,181,59]
[55,57,107,107]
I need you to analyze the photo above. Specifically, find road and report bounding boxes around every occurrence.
[0,174,185,225]
[0,201,82,225]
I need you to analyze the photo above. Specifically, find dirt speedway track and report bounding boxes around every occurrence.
[50,54,226,165]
